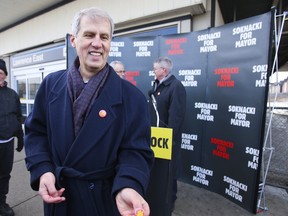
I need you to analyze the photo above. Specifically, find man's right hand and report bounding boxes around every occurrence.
[39,172,66,203]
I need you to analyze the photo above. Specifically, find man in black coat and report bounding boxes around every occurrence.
[0,59,24,216]
[147,56,186,215]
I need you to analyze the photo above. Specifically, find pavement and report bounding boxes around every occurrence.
[7,150,288,216]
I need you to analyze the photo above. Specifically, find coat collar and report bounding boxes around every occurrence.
[48,66,123,166]
[158,74,176,88]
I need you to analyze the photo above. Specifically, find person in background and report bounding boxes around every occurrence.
[147,56,186,215]
[110,60,126,79]
[0,59,24,216]
[24,7,154,216]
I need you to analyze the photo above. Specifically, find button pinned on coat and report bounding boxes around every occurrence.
[99,110,107,118]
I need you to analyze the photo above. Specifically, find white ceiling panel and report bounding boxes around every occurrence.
[0,0,71,32]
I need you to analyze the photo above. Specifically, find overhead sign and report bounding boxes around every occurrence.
[11,44,65,68]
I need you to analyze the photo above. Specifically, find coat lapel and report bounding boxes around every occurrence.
[48,75,75,164]
[64,70,122,166]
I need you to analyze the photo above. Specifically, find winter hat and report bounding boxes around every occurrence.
[0,59,8,76]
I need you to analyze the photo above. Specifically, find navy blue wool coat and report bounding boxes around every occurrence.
[24,64,154,216]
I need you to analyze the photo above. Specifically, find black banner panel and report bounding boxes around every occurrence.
[108,36,159,97]
[68,12,272,213]
[175,12,272,213]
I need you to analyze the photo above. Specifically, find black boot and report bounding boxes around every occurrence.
[0,203,14,216]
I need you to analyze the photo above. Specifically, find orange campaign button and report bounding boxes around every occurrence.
[99,110,107,118]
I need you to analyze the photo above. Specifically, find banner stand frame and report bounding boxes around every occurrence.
[257,10,287,213]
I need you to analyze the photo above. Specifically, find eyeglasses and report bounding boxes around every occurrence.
[116,70,126,74]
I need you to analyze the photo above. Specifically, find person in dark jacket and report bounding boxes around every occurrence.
[24,7,154,216]
[147,56,186,216]
[0,59,24,216]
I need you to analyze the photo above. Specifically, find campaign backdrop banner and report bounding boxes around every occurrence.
[176,12,272,214]
[66,34,77,69]
[67,12,272,213]
[108,36,159,96]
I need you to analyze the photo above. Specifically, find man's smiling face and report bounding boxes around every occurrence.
[70,15,111,75]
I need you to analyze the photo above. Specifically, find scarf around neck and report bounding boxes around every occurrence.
[67,58,109,137]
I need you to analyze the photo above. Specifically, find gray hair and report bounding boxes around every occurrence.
[154,57,173,72]
[110,60,124,68]
[71,7,114,37]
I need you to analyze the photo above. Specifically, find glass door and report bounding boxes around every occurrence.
[11,59,66,119]
[16,75,42,118]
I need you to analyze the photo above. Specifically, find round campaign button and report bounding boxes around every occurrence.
[99,110,107,118]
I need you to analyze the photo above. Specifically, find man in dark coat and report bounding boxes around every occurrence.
[0,59,24,216]
[24,7,154,216]
[147,56,186,216]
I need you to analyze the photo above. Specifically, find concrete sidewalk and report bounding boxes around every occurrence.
[7,150,42,216]
[7,150,288,216]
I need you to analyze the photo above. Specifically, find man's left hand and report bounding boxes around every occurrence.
[116,188,150,216]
